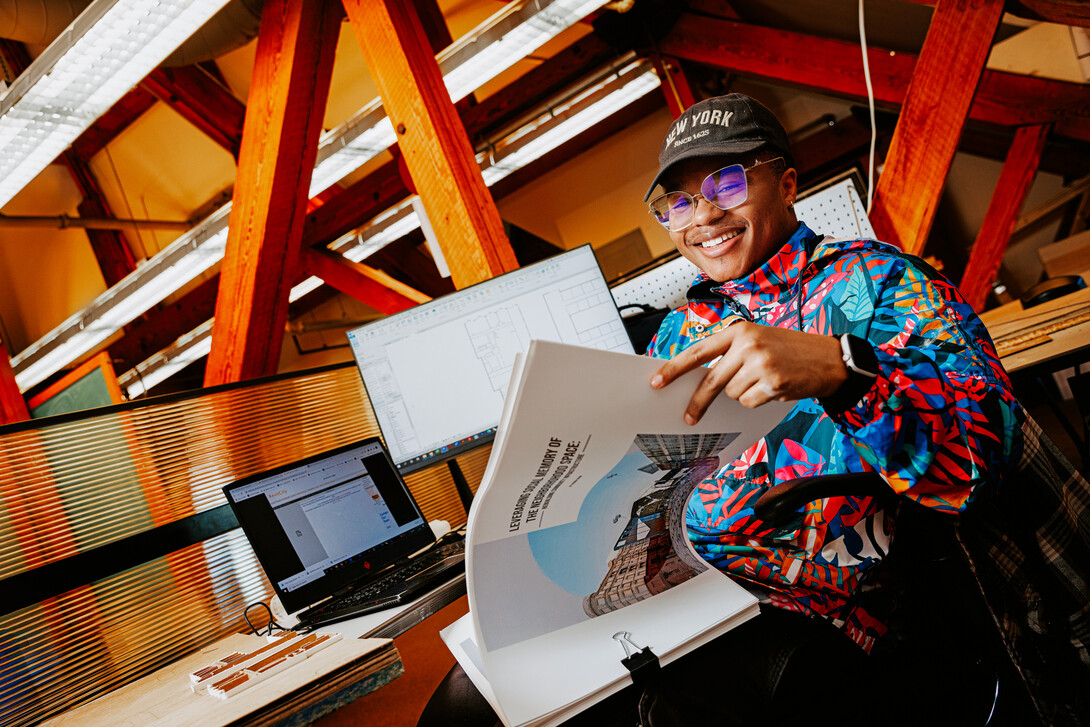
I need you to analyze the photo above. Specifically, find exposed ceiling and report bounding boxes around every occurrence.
[0,0,1088,406]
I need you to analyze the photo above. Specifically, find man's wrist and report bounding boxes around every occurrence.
[821,334,879,414]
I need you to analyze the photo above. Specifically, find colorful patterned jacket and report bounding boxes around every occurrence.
[647,222,1023,650]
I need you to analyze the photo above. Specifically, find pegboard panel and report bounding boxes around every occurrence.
[795,178,875,240]
[614,180,876,309]
[611,179,875,309]
[611,255,701,310]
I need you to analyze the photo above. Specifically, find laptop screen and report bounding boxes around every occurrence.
[223,437,435,614]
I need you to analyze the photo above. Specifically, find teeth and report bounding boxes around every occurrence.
[700,231,740,248]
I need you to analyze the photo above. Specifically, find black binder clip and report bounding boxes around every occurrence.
[613,631,660,687]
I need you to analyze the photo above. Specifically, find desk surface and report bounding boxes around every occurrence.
[41,633,401,727]
[981,287,1090,375]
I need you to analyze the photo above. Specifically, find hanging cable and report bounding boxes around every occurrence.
[859,0,877,214]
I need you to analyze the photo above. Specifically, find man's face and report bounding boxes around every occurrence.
[663,155,798,283]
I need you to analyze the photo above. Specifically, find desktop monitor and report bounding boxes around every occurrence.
[346,245,633,474]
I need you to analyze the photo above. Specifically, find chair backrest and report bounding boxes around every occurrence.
[956,414,1090,725]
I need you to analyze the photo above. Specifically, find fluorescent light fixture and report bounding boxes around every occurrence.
[10,0,606,392]
[11,204,232,391]
[336,61,662,261]
[118,319,214,399]
[125,60,660,391]
[0,0,234,209]
[119,274,325,398]
[438,0,609,102]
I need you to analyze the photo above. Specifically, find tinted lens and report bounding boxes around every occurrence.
[649,192,694,231]
[701,164,748,210]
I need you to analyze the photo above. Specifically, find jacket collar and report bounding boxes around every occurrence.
[687,223,821,317]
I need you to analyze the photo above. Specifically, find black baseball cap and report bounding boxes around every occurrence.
[643,93,794,201]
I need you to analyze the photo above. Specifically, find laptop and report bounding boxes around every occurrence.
[223,437,465,631]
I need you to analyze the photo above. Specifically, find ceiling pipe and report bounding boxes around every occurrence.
[0,0,262,67]
[0,213,192,231]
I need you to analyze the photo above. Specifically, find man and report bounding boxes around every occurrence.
[421,94,1022,727]
[638,93,1022,719]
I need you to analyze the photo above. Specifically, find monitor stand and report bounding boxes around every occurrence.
[448,459,475,514]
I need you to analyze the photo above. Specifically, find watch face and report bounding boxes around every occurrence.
[843,335,879,378]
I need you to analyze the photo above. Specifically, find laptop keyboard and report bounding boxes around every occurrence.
[303,540,465,624]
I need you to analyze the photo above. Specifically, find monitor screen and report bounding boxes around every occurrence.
[347,245,632,473]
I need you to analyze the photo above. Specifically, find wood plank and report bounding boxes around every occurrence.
[40,632,401,727]
[204,0,341,386]
[142,66,247,159]
[867,0,1005,254]
[0,340,29,423]
[343,0,518,290]
[961,123,1050,311]
[301,248,430,314]
[658,13,1090,145]
[108,277,219,370]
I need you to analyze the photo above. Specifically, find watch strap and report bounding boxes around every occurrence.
[821,335,879,414]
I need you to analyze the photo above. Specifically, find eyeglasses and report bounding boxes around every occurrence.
[648,157,784,232]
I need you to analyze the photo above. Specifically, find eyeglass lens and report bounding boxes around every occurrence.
[649,164,748,231]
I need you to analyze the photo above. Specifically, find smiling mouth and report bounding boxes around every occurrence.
[697,230,742,249]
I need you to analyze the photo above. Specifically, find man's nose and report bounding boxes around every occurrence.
[692,195,725,225]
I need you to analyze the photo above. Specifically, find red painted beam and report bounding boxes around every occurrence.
[108,276,220,370]
[301,248,430,313]
[960,123,1051,310]
[0,340,29,424]
[61,157,139,286]
[142,66,247,159]
[652,55,696,118]
[205,0,341,386]
[901,0,1090,27]
[658,12,1090,144]
[304,159,409,247]
[869,0,1005,254]
[70,88,158,162]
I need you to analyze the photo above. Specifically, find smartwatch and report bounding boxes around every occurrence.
[821,334,879,414]
[840,334,879,379]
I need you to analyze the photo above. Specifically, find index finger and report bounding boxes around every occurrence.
[650,327,736,389]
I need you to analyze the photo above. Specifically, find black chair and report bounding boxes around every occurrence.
[754,414,1090,726]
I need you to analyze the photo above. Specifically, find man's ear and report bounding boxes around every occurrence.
[780,167,798,207]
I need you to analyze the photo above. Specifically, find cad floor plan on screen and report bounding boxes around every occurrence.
[466,279,628,397]
[346,245,632,470]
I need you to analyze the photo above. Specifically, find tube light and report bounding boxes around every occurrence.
[9,0,607,392]
[0,0,234,209]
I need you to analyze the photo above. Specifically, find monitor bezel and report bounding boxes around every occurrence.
[347,244,625,474]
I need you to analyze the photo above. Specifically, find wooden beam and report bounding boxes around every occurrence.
[961,123,1051,310]
[866,0,1005,254]
[109,276,219,370]
[412,0,454,53]
[1010,0,1090,26]
[658,13,1090,145]
[459,34,618,142]
[902,0,1090,27]
[141,66,246,159]
[0,340,29,424]
[343,0,518,289]
[301,248,430,313]
[204,0,341,386]
[304,159,409,247]
[652,55,696,118]
[70,88,158,162]
[61,157,139,286]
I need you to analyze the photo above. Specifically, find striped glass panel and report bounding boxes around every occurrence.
[0,364,478,727]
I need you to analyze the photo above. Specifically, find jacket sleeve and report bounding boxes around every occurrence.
[827,259,1023,514]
